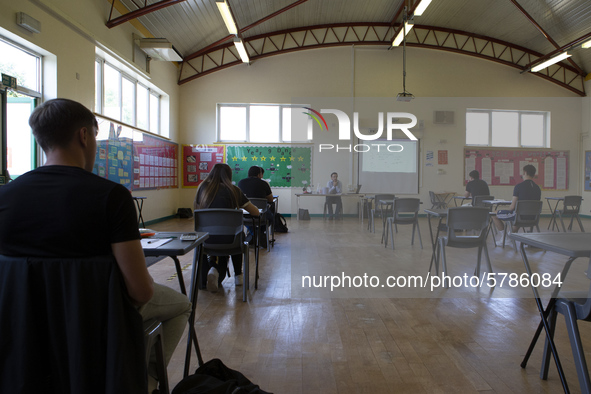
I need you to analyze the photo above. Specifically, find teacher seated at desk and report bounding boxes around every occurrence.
[492,164,541,232]
[326,172,343,219]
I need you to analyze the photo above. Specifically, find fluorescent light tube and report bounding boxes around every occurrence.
[414,0,432,16]
[234,38,249,63]
[216,1,237,35]
[582,39,591,49]
[392,21,414,47]
[531,52,571,72]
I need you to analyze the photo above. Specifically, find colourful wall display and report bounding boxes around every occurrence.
[585,151,591,191]
[226,145,312,188]
[182,144,226,187]
[93,116,178,190]
[464,147,569,190]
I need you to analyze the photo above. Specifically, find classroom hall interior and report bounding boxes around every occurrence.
[2,0,591,392]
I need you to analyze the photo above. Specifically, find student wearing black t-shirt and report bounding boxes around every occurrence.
[238,166,275,246]
[492,164,541,231]
[0,99,190,393]
[464,170,490,198]
[194,163,259,292]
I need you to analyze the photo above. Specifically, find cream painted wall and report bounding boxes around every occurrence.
[179,45,587,216]
[0,0,182,222]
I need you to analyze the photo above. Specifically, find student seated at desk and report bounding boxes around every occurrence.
[464,170,490,199]
[238,165,274,247]
[194,163,259,292]
[0,99,190,393]
[326,172,343,219]
[492,164,541,231]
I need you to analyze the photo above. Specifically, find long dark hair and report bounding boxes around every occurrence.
[194,163,241,209]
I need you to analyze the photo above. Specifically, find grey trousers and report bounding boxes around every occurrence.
[139,283,192,377]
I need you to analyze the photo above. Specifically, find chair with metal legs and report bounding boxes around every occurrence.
[384,198,423,250]
[501,200,543,249]
[436,207,492,287]
[557,195,584,232]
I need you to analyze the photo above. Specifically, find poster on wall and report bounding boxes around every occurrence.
[226,145,312,188]
[585,151,591,191]
[93,116,178,191]
[182,144,225,187]
[464,147,568,190]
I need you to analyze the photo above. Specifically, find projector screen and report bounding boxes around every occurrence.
[359,139,419,194]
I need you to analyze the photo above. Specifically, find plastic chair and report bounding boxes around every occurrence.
[144,319,169,394]
[248,197,271,251]
[472,195,494,207]
[501,200,543,249]
[558,195,584,232]
[436,207,492,286]
[384,198,423,250]
[541,270,591,393]
[370,194,395,238]
[194,209,250,301]
[429,191,448,209]
[0,255,147,393]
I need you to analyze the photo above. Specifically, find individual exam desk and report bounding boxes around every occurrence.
[142,231,209,377]
[511,232,591,393]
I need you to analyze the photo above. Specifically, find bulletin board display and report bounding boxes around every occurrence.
[182,145,226,188]
[226,145,312,188]
[464,148,569,191]
[584,151,591,191]
[93,117,178,191]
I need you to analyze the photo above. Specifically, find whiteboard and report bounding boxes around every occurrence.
[359,140,419,194]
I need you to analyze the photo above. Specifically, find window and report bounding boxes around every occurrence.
[217,103,310,142]
[95,57,163,135]
[0,37,42,177]
[466,109,549,148]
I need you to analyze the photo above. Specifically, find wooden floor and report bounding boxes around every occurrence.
[148,215,591,393]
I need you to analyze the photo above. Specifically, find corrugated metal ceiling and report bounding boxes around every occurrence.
[113,0,591,84]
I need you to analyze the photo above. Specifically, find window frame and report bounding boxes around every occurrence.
[466,108,550,148]
[95,56,163,135]
[216,103,311,143]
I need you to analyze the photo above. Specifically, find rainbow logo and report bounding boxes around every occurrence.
[303,107,328,131]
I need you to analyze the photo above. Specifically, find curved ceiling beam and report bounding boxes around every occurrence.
[178,23,586,96]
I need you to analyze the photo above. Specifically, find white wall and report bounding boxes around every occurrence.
[0,0,182,222]
[179,45,587,216]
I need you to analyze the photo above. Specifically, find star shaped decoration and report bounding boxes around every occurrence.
[260,156,266,161]
[280,157,287,162]
[298,156,304,161]
[269,156,276,161]
[252,156,258,161]
[241,156,247,161]
[232,156,238,161]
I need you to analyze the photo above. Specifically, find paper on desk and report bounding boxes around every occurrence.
[141,238,172,249]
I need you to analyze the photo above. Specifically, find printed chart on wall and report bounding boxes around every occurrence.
[464,148,568,190]
[585,151,591,191]
[182,145,225,187]
[226,145,312,188]
[93,117,178,190]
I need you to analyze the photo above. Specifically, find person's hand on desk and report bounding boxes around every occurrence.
[243,201,260,216]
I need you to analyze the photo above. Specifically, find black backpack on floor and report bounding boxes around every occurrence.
[274,213,288,233]
[172,358,272,394]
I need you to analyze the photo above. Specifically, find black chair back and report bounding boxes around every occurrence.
[0,255,146,393]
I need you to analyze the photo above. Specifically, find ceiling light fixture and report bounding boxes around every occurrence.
[413,0,432,16]
[531,52,571,72]
[137,38,183,61]
[216,1,237,35]
[233,38,250,63]
[582,39,591,49]
[392,20,414,47]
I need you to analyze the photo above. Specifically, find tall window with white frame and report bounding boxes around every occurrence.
[217,103,310,143]
[95,57,163,135]
[466,109,550,148]
[0,37,42,178]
